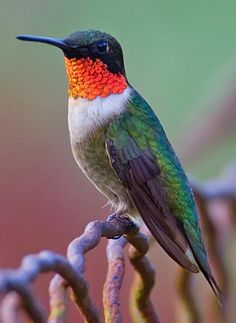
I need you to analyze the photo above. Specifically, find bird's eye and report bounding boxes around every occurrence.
[96,41,109,53]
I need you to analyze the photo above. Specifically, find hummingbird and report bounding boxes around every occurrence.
[17,29,221,300]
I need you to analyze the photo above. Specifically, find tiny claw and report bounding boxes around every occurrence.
[106,213,119,222]
[106,212,132,225]
[108,235,122,240]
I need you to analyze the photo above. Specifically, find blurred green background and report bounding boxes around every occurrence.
[1,0,236,322]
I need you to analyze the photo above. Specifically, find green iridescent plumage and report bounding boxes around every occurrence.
[106,89,220,295]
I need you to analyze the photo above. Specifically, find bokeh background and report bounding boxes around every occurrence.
[1,1,236,322]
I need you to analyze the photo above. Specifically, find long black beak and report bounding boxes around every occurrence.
[16,34,68,51]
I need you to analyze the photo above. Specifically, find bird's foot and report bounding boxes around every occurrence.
[106,212,138,239]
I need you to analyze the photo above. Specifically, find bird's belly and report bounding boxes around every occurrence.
[70,131,132,212]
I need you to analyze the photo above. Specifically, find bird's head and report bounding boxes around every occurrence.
[17,29,128,100]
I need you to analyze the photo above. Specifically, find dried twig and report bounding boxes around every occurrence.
[103,237,127,323]
[103,227,159,323]
[0,292,24,323]
[0,214,158,323]
[127,231,159,323]
[48,275,68,323]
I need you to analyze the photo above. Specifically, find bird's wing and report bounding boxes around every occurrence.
[106,136,197,272]
[105,90,221,299]
[105,91,199,272]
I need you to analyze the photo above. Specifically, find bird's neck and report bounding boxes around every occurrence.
[64,57,128,100]
[68,86,132,142]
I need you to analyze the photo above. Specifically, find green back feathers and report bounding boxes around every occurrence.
[106,89,221,299]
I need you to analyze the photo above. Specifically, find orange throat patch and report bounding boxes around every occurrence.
[64,57,128,100]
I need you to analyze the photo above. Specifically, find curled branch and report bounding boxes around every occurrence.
[0,214,158,323]
[103,237,127,323]
[103,225,159,323]
[0,292,24,323]
[127,231,160,323]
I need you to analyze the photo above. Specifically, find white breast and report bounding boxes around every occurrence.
[68,87,132,142]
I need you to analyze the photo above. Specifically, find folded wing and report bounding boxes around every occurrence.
[106,134,199,273]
